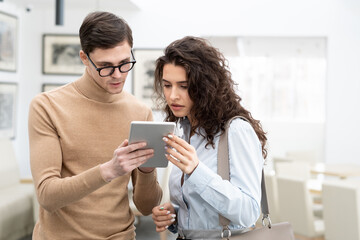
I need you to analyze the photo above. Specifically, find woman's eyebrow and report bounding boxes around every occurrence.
[162,79,187,84]
[177,81,188,84]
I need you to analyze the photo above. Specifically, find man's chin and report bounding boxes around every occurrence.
[108,89,123,94]
[107,83,124,94]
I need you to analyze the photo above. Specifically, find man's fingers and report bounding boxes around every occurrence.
[126,141,148,153]
[128,148,154,160]
[118,139,129,148]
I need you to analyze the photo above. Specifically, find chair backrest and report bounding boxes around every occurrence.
[0,139,20,189]
[277,176,323,237]
[272,156,293,171]
[322,180,360,240]
[276,161,311,180]
[285,150,319,163]
[128,163,173,216]
[157,163,173,204]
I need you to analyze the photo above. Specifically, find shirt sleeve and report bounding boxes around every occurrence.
[183,119,263,227]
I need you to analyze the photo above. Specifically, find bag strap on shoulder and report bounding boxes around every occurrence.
[217,116,270,230]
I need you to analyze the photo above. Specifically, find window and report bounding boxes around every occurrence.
[207,37,326,122]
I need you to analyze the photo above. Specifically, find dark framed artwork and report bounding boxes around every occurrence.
[42,34,84,75]
[132,49,163,110]
[42,83,65,92]
[0,11,17,72]
[0,82,17,139]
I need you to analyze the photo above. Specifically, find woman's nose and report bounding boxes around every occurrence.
[170,88,179,100]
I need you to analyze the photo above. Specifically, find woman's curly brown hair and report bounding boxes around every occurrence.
[154,36,267,158]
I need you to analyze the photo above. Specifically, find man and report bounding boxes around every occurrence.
[28,11,162,240]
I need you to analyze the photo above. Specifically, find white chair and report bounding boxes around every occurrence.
[275,161,322,206]
[286,150,319,164]
[129,163,173,240]
[322,180,360,240]
[275,161,311,180]
[272,156,294,174]
[0,139,34,240]
[277,176,324,239]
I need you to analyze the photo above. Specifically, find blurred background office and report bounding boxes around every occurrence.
[1,0,360,240]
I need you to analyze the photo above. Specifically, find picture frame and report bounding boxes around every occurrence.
[42,83,65,92]
[0,82,17,139]
[0,11,18,72]
[42,34,84,75]
[132,48,163,110]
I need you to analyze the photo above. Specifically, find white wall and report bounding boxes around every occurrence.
[1,0,359,177]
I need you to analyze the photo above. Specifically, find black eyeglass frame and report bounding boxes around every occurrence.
[86,50,136,77]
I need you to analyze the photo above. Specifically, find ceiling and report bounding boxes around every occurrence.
[9,0,140,12]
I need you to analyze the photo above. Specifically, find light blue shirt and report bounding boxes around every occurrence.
[168,118,264,232]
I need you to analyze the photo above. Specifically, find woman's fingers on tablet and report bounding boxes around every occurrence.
[164,135,199,174]
[163,135,194,160]
[167,134,193,151]
[165,147,186,163]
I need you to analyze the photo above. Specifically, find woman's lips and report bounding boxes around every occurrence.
[171,104,184,111]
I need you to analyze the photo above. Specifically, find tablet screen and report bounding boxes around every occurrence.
[128,121,176,168]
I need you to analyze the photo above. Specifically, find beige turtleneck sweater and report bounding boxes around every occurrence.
[28,71,162,240]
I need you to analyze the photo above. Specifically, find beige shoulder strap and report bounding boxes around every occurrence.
[217,116,269,228]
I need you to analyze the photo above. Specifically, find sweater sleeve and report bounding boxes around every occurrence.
[28,95,108,212]
[131,169,162,215]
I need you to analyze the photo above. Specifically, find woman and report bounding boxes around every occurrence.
[152,36,267,240]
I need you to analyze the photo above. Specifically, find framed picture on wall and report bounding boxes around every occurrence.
[42,83,66,92]
[132,49,163,110]
[0,11,18,72]
[0,82,17,139]
[42,34,85,75]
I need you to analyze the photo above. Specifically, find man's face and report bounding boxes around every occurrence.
[81,41,132,94]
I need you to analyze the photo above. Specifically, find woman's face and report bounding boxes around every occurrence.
[162,63,194,120]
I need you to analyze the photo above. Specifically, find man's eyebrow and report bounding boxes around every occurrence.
[97,56,131,65]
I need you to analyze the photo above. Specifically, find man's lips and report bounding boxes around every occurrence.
[109,82,123,86]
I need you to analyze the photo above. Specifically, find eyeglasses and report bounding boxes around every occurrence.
[86,50,136,77]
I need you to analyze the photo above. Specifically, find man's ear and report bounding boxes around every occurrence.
[79,50,88,65]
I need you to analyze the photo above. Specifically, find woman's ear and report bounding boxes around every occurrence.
[79,50,88,65]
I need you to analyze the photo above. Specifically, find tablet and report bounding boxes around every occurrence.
[128,121,176,168]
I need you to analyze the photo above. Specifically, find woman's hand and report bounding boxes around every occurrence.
[163,134,199,175]
[152,202,176,232]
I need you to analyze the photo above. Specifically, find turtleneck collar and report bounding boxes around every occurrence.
[74,70,123,103]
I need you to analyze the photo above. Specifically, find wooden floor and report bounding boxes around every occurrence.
[295,235,324,240]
